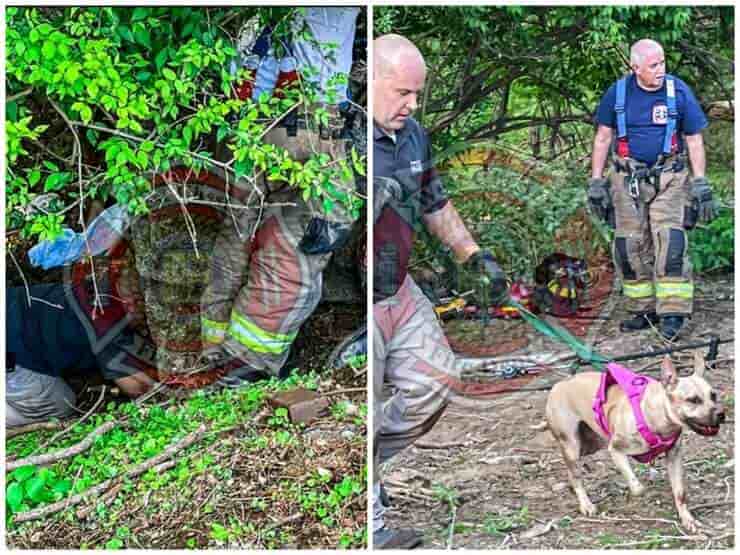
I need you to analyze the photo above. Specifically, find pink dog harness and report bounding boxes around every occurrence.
[593,362,680,464]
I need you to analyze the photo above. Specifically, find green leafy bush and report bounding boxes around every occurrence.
[690,208,734,273]
[6,7,364,242]
[419,164,604,279]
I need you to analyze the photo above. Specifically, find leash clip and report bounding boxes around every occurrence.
[628,175,640,199]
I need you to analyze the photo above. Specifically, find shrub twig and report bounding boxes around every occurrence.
[13,424,207,523]
[7,421,117,472]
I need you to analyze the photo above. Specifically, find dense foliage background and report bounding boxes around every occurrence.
[7,7,365,244]
[375,6,734,277]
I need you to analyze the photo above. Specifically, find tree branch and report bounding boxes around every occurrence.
[7,421,117,472]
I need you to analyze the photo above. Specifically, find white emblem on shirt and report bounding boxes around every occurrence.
[652,104,668,125]
[410,160,423,174]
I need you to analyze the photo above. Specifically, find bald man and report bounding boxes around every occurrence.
[372,34,509,548]
[589,38,713,341]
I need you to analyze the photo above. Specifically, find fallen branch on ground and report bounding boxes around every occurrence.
[35,386,107,455]
[7,421,117,472]
[7,421,64,439]
[414,441,467,449]
[13,425,206,523]
[75,482,123,520]
[322,387,367,397]
[261,512,304,534]
[691,500,734,511]
[606,534,712,548]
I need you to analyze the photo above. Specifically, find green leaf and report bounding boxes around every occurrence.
[27,168,42,186]
[131,7,150,22]
[136,71,151,83]
[25,476,46,503]
[162,67,176,81]
[86,81,99,98]
[37,23,53,36]
[41,40,56,59]
[11,465,36,484]
[6,483,24,512]
[105,538,124,550]
[43,160,59,172]
[52,479,72,495]
[182,21,195,38]
[44,172,69,192]
[79,104,93,124]
[117,25,134,43]
[134,27,151,48]
[64,65,80,84]
[7,100,18,122]
[37,467,55,483]
[216,125,230,143]
[210,523,229,542]
[155,49,168,71]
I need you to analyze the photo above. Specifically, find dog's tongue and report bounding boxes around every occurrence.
[689,420,720,436]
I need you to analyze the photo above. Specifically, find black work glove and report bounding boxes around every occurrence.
[465,250,509,307]
[587,178,613,225]
[299,217,352,255]
[689,177,717,223]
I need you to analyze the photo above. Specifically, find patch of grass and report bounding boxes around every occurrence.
[453,522,474,534]
[293,468,365,528]
[5,369,366,548]
[338,528,366,549]
[209,518,256,546]
[330,400,367,426]
[596,532,622,546]
[482,506,531,536]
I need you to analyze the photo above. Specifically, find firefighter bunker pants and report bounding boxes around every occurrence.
[201,124,352,377]
[610,156,693,316]
[373,276,460,531]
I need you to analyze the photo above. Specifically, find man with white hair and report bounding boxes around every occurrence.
[588,38,713,340]
[372,34,509,548]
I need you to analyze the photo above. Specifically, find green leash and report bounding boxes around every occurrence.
[506,298,610,370]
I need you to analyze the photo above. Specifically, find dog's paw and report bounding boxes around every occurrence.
[680,515,701,534]
[579,500,597,516]
[628,482,645,497]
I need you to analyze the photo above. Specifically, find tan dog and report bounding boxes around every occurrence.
[535,353,725,532]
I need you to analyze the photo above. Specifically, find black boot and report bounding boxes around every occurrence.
[374,527,423,549]
[619,311,659,332]
[660,315,685,341]
[379,482,390,507]
[215,364,270,388]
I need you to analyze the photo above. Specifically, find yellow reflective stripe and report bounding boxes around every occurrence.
[202,318,228,343]
[548,280,577,299]
[227,311,296,354]
[623,282,654,298]
[655,281,694,299]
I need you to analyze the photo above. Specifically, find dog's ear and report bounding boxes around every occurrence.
[693,351,705,378]
[660,356,678,389]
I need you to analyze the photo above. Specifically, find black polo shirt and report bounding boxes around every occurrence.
[373,118,448,301]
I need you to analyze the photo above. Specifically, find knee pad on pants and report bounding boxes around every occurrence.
[663,228,687,277]
[614,237,637,280]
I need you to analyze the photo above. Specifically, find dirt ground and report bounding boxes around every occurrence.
[5,300,367,550]
[380,273,734,549]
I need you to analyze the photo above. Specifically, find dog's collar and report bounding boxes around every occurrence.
[593,362,681,463]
